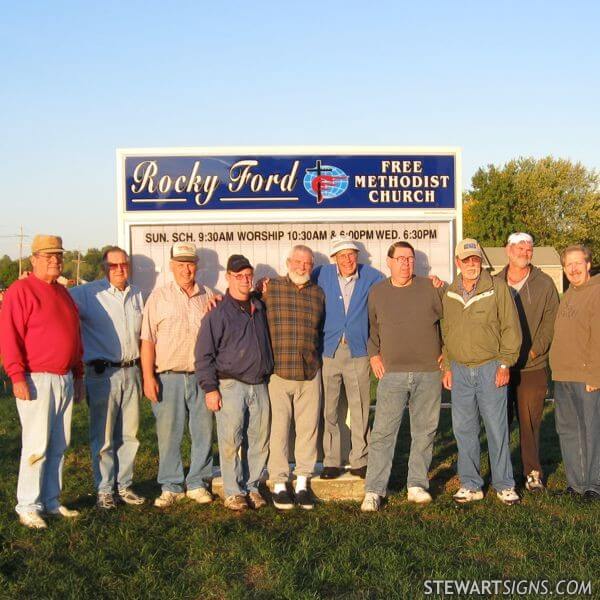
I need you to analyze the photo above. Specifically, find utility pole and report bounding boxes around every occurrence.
[74,250,85,285]
[18,225,24,278]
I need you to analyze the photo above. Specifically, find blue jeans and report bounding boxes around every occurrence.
[216,379,270,497]
[554,381,600,494]
[86,365,141,494]
[451,361,515,492]
[153,372,213,493]
[15,372,74,514]
[365,371,441,496]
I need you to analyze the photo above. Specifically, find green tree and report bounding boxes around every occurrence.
[464,156,600,261]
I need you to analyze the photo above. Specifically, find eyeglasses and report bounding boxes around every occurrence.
[107,262,129,270]
[390,256,415,264]
[35,253,63,262]
[230,273,253,281]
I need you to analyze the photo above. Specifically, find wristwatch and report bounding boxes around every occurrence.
[499,364,508,369]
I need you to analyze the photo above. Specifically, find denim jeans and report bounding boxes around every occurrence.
[554,381,600,494]
[365,371,441,496]
[86,365,141,494]
[15,372,74,515]
[153,372,213,493]
[216,379,270,497]
[451,361,515,492]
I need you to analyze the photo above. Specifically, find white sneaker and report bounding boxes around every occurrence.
[118,488,146,505]
[407,486,432,504]
[360,492,381,512]
[525,470,545,492]
[46,505,80,518]
[19,511,48,529]
[453,487,484,504]
[186,487,213,504]
[153,491,185,508]
[497,487,520,505]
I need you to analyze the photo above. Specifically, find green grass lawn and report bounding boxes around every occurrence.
[0,394,598,600]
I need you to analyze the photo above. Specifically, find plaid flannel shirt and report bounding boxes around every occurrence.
[264,276,325,381]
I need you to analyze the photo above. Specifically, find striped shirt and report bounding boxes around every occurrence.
[264,276,325,381]
[141,281,214,373]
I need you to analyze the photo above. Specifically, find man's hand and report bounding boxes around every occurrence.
[254,277,270,295]
[437,354,444,369]
[529,349,537,360]
[143,375,160,403]
[429,275,446,289]
[13,381,31,401]
[73,378,85,404]
[369,355,385,380]
[495,366,510,388]
[206,294,223,312]
[585,384,599,393]
[205,390,222,412]
[442,370,452,390]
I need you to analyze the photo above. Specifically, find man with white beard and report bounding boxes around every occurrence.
[262,245,325,510]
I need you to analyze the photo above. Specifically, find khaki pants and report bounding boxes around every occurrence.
[322,343,371,469]
[267,372,321,483]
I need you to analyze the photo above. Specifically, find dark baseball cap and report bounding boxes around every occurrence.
[227,254,253,273]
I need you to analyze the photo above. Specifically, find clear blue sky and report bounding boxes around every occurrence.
[1,1,598,258]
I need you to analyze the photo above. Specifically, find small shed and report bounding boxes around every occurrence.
[482,246,563,293]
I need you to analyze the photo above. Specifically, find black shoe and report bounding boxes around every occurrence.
[272,489,295,510]
[350,466,367,479]
[320,467,343,480]
[566,486,580,497]
[295,488,315,510]
[583,490,600,501]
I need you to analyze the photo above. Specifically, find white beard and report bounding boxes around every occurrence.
[288,271,310,285]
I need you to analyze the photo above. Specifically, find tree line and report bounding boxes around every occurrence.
[0,247,110,289]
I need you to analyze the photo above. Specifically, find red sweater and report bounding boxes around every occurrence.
[0,274,83,383]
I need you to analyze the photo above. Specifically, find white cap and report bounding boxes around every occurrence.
[507,232,534,245]
[330,235,359,257]
[170,242,198,262]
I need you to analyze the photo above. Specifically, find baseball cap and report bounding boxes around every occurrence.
[227,254,253,273]
[330,235,359,257]
[507,232,534,245]
[170,242,198,262]
[31,234,64,254]
[455,238,483,260]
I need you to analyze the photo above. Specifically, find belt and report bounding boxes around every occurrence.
[160,370,195,375]
[86,359,140,374]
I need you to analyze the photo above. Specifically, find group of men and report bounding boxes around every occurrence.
[0,230,598,529]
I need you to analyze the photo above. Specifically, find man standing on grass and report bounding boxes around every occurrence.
[70,246,146,509]
[141,242,215,508]
[196,255,273,511]
[361,241,444,512]
[498,233,559,493]
[0,234,83,529]
[313,236,384,481]
[550,244,600,501]
[441,239,522,506]
[264,245,325,510]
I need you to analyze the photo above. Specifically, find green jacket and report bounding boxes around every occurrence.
[441,270,522,368]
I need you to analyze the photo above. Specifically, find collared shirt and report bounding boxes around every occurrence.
[141,281,214,372]
[337,268,359,314]
[458,275,480,302]
[264,276,325,381]
[70,278,144,363]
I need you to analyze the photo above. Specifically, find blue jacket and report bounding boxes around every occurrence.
[195,293,274,393]
[313,263,384,358]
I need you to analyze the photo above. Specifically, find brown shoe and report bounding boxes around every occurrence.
[224,494,248,511]
[247,491,267,510]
